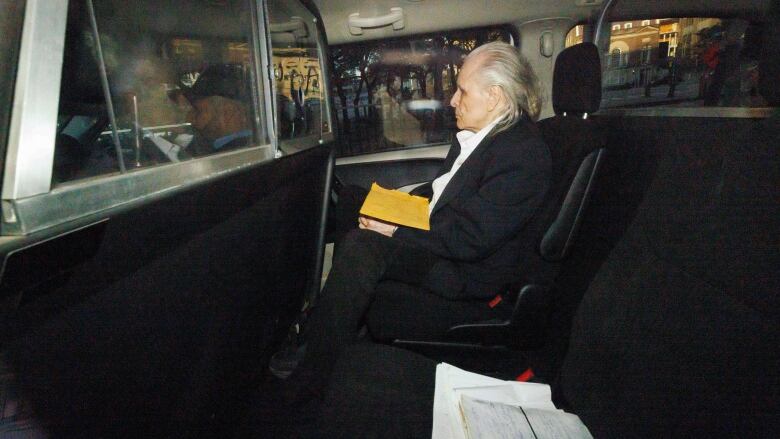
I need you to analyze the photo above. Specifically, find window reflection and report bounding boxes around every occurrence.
[54,0,262,185]
[267,0,329,153]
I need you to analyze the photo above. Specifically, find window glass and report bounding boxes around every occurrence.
[565,25,586,47]
[54,0,264,185]
[330,27,512,157]
[0,1,25,167]
[267,0,330,153]
[567,18,769,109]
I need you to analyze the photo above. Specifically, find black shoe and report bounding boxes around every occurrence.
[269,342,307,379]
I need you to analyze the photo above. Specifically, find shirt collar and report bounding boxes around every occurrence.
[455,117,502,151]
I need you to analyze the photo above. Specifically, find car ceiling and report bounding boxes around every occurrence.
[311,0,773,45]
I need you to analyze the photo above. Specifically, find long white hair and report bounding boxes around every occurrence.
[466,41,543,132]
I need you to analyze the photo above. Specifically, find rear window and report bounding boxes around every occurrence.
[566,18,769,109]
[331,27,512,157]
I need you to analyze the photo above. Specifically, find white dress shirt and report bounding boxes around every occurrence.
[428,118,501,214]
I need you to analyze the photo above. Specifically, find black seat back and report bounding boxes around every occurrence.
[558,18,780,437]
[536,43,605,264]
[493,43,606,343]
[539,147,605,261]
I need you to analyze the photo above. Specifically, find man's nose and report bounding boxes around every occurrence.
[450,90,459,107]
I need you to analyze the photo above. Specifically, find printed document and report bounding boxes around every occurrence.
[432,363,592,439]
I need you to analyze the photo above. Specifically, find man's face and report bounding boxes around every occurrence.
[187,97,220,141]
[450,56,495,132]
[187,96,249,143]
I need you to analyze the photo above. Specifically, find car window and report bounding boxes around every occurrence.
[566,18,769,109]
[330,27,512,157]
[53,0,266,185]
[267,0,331,154]
[0,1,25,169]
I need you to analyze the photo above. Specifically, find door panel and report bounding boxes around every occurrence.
[0,144,332,436]
[334,144,450,190]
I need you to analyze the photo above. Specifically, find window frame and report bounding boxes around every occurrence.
[2,0,66,202]
[0,0,26,174]
[1,0,285,236]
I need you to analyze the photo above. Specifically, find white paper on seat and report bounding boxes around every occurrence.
[432,363,592,439]
[460,395,593,439]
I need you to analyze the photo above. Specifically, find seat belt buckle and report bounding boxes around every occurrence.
[488,294,503,308]
[516,368,535,382]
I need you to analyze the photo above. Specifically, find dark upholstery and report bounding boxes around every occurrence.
[552,43,601,115]
[318,343,436,438]
[558,116,780,437]
[7,202,275,437]
[559,11,780,436]
[539,148,604,261]
[367,280,509,342]
[758,12,780,106]
[4,146,332,438]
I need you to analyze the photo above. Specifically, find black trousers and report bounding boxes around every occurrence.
[312,184,510,356]
[304,229,439,372]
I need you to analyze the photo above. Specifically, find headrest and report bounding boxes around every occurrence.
[552,43,602,115]
[759,5,780,105]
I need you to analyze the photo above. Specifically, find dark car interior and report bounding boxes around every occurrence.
[0,0,777,437]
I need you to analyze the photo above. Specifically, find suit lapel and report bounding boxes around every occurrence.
[431,132,497,216]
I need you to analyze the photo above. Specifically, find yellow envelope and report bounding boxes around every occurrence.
[359,182,430,231]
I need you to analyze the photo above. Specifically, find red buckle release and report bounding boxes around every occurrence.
[516,368,535,382]
[488,294,502,308]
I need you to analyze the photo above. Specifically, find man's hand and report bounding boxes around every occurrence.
[358,216,398,237]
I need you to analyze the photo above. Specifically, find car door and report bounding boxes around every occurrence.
[0,0,332,435]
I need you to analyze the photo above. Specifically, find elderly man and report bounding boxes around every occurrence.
[273,41,551,385]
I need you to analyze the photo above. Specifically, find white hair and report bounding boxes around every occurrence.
[465,41,544,131]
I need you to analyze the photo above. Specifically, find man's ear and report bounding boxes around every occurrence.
[487,85,503,112]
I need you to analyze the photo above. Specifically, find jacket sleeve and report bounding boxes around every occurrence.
[394,135,551,262]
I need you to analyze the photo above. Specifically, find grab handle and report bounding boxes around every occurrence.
[348,7,404,35]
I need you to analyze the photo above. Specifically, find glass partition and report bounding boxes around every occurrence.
[53,0,266,185]
[267,0,331,154]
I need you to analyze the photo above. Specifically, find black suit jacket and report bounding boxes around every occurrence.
[394,119,551,299]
